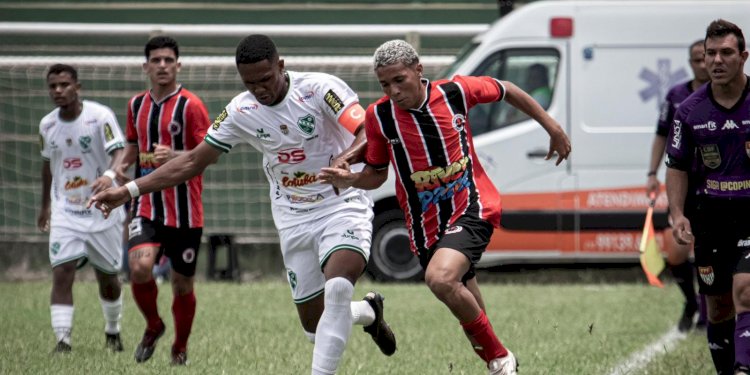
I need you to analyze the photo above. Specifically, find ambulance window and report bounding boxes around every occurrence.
[468,49,559,136]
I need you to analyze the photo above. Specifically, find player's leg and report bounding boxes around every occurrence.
[164,226,202,365]
[731,224,750,374]
[87,225,124,352]
[48,228,84,352]
[663,227,699,332]
[127,217,165,363]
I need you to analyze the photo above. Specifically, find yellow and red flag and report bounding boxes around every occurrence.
[639,196,665,287]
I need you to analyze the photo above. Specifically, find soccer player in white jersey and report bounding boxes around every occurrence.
[89,34,396,373]
[37,64,127,353]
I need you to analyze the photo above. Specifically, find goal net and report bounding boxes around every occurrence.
[0,55,452,242]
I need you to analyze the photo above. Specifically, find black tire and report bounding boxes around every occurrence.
[367,209,423,282]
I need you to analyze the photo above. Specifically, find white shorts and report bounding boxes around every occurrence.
[278,204,373,304]
[48,225,123,274]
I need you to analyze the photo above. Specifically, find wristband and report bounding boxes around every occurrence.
[103,169,117,180]
[647,171,657,177]
[125,181,140,198]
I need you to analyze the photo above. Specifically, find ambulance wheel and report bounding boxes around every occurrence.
[367,209,423,282]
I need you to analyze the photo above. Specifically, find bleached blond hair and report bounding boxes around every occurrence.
[373,39,420,70]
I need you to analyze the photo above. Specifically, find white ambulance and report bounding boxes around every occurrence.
[366,0,750,281]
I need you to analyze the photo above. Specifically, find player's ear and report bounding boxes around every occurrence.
[278,58,285,71]
[176,61,182,73]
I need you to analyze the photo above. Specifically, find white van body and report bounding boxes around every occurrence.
[365,0,750,281]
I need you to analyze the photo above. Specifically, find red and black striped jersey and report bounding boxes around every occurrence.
[365,75,505,254]
[126,86,209,228]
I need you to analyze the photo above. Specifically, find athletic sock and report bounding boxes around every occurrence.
[671,261,698,308]
[51,304,74,345]
[172,291,196,353]
[131,279,162,330]
[735,312,750,368]
[707,318,736,374]
[312,277,354,375]
[350,300,375,326]
[99,295,123,334]
[461,310,508,363]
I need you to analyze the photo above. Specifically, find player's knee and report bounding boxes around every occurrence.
[324,277,354,306]
[303,330,316,344]
[424,268,457,298]
[736,282,750,309]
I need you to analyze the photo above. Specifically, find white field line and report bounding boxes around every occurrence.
[607,327,687,375]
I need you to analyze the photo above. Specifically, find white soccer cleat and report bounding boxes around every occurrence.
[488,350,518,375]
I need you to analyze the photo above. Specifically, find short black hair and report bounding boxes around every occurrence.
[144,35,179,60]
[46,63,78,81]
[235,34,278,65]
[689,39,704,55]
[705,19,745,53]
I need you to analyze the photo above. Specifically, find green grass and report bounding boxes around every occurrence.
[0,279,711,374]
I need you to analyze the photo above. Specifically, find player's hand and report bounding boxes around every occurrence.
[645,176,660,198]
[90,175,114,194]
[37,208,50,232]
[318,165,355,190]
[87,186,130,219]
[671,215,695,245]
[152,143,174,165]
[547,128,571,165]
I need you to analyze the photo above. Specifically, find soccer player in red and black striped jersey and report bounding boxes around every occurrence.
[117,36,210,365]
[319,40,571,374]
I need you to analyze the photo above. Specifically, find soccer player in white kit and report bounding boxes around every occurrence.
[89,35,396,373]
[37,64,127,353]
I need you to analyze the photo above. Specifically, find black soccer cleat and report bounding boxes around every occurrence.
[134,320,165,363]
[105,333,124,352]
[677,301,698,332]
[53,341,72,353]
[171,347,189,366]
[363,291,397,356]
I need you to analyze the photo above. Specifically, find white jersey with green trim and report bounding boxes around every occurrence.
[206,71,372,230]
[39,100,126,232]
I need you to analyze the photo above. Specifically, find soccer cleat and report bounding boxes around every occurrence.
[488,351,518,375]
[170,347,188,366]
[677,301,698,332]
[134,320,165,363]
[53,341,72,353]
[105,333,124,352]
[362,291,397,356]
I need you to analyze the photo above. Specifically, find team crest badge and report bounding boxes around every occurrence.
[452,114,466,132]
[78,136,92,153]
[297,114,315,135]
[287,269,297,290]
[700,144,721,169]
[50,242,60,255]
[698,266,714,286]
[445,225,463,235]
[182,248,196,263]
[168,121,182,136]
[280,124,289,135]
[745,141,750,159]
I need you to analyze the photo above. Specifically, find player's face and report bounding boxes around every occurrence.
[705,34,748,86]
[376,62,425,110]
[689,44,709,83]
[144,47,180,88]
[47,72,80,108]
[237,58,287,106]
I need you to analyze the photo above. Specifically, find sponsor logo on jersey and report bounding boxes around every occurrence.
[256,128,271,139]
[212,109,228,130]
[692,121,717,131]
[138,152,157,175]
[278,148,306,164]
[236,104,259,113]
[722,119,739,130]
[104,123,115,142]
[388,138,401,145]
[168,121,182,136]
[411,156,471,211]
[297,115,316,135]
[698,266,714,286]
[700,144,721,169]
[739,237,750,248]
[671,120,681,148]
[282,171,317,187]
[64,176,88,190]
[63,157,82,170]
[78,136,92,153]
[451,114,466,132]
[280,124,289,135]
[286,193,324,204]
[324,89,344,114]
[743,120,750,126]
[297,91,314,103]
[128,217,142,239]
[341,229,360,240]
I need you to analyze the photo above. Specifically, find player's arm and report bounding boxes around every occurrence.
[501,80,571,165]
[331,103,367,167]
[646,135,667,198]
[37,160,52,232]
[318,163,388,190]
[666,166,692,245]
[91,147,126,194]
[89,141,221,217]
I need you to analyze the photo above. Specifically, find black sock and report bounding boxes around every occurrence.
[707,318,736,375]
[670,261,697,307]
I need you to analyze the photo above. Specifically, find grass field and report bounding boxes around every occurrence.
[0,279,713,374]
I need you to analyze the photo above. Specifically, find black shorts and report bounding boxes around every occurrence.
[128,217,203,277]
[690,197,750,295]
[418,215,494,283]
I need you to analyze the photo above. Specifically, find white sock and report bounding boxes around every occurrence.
[311,277,354,375]
[304,330,316,344]
[350,300,375,326]
[100,295,123,334]
[51,304,74,344]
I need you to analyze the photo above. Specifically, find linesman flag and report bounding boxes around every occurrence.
[639,196,665,287]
